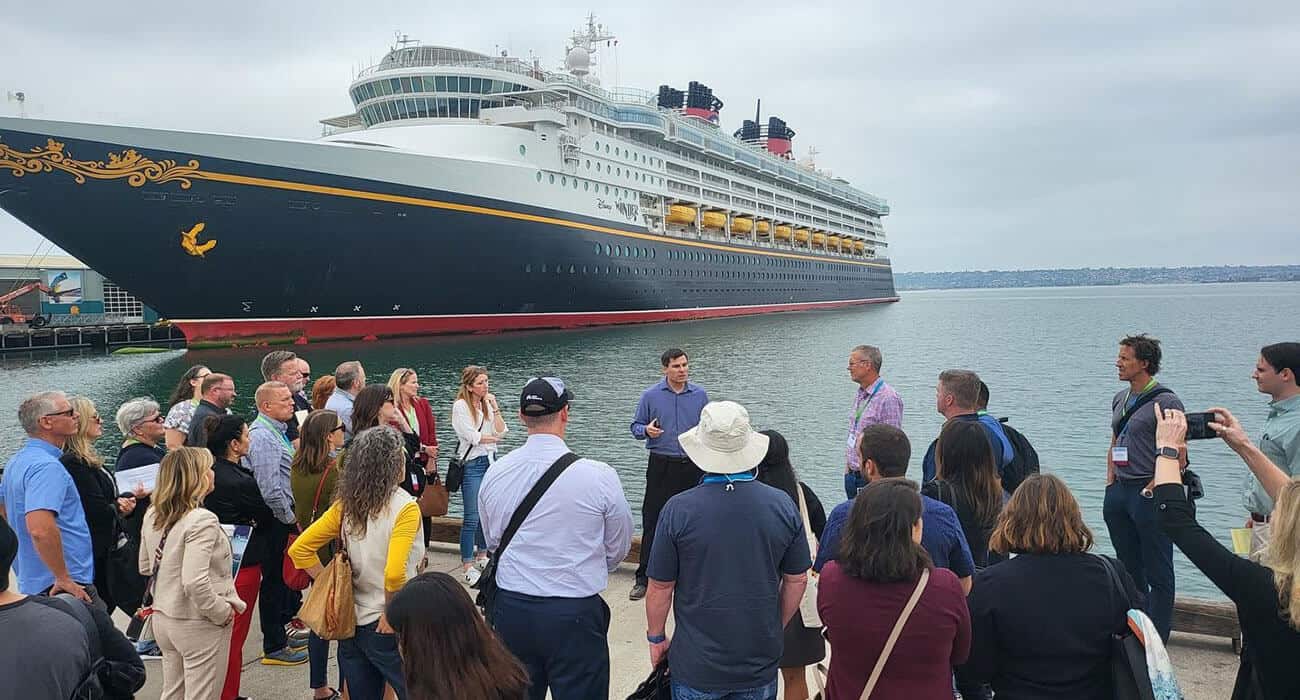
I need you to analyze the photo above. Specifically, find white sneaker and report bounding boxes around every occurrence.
[464,567,481,586]
[474,556,490,571]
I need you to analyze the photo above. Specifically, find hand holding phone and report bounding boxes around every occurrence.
[1185,411,1219,440]
[645,418,664,438]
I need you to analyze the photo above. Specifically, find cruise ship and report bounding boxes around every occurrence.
[0,17,897,346]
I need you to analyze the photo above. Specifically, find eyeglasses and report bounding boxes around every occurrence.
[331,424,345,433]
[300,371,311,378]
[43,408,76,418]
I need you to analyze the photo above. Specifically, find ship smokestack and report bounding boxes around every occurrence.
[766,116,794,157]
[683,81,723,124]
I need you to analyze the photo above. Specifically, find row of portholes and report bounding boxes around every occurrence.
[594,243,655,259]
[536,171,635,199]
[664,247,865,274]
[583,159,663,186]
[591,140,660,168]
[522,262,866,282]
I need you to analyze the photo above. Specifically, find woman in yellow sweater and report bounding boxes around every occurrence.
[290,426,422,700]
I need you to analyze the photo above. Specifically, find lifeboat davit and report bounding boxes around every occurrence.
[666,205,697,225]
[701,211,727,230]
[731,217,754,235]
[775,225,793,241]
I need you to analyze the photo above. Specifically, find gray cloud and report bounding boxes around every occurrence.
[1,0,1297,271]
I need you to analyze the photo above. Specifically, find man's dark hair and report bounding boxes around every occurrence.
[1262,342,1300,387]
[977,381,990,410]
[938,370,982,411]
[260,350,298,381]
[661,348,687,367]
[1120,334,1162,375]
[858,424,911,478]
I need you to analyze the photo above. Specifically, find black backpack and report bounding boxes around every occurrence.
[43,595,146,699]
[997,418,1040,494]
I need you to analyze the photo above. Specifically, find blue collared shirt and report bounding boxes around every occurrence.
[0,438,95,594]
[630,379,710,457]
[478,434,633,598]
[242,413,297,525]
[325,390,356,438]
[814,494,974,578]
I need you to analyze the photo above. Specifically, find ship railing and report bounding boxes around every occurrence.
[357,55,541,80]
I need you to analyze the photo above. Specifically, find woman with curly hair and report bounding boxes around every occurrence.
[290,426,422,700]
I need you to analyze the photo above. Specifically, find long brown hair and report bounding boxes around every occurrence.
[292,410,340,476]
[990,474,1093,555]
[388,572,528,700]
[1264,478,1300,630]
[165,365,210,409]
[150,448,213,532]
[455,365,489,425]
[63,396,104,468]
[838,478,931,583]
[351,385,393,434]
[935,420,1003,524]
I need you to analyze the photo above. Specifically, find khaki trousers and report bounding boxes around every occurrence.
[153,611,233,700]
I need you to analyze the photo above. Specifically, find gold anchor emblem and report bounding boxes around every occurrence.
[180,222,216,257]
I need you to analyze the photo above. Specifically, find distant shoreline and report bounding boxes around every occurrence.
[894,265,1300,291]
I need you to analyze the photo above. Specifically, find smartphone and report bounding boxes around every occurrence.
[1185,411,1219,440]
[648,418,660,430]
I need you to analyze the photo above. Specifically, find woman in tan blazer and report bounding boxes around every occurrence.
[140,447,246,700]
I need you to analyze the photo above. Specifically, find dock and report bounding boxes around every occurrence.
[0,323,185,353]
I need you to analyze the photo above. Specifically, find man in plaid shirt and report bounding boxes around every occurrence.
[844,345,904,498]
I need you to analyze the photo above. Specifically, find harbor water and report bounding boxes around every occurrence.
[3,281,1297,599]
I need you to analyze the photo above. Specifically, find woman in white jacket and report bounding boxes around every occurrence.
[451,364,507,584]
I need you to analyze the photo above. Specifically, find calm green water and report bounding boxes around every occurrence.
[4,281,1298,599]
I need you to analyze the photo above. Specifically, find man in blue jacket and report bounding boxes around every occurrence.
[923,370,1014,483]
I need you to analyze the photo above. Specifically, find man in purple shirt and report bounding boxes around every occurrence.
[845,345,904,498]
[629,348,709,601]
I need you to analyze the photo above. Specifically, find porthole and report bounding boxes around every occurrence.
[604,244,612,256]
[605,144,610,153]
[525,263,532,273]
[541,263,548,273]
[519,145,527,156]
[549,174,555,184]
[615,147,620,156]
[594,140,600,150]
[536,171,542,182]
[584,181,590,191]
[562,176,567,186]
[573,179,578,189]
[586,160,591,169]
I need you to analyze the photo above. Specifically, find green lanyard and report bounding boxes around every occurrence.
[853,379,884,425]
[1122,378,1158,412]
[256,415,295,456]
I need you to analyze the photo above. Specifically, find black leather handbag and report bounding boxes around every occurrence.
[445,413,485,493]
[627,662,671,700]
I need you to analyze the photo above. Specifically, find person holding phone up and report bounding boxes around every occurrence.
[628,348,709,601]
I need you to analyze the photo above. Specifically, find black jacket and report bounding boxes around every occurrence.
[186,400,225,447]
[203,457,279,568]
[60,454,120,560]
[114,442,166,473]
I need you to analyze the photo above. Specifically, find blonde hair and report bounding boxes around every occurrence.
[387,368,417,412]
[455,365,488,425]
[63,396,104,468]
[149,447,213,532]
[990,474,1094,555]
[1263,478,1300,631]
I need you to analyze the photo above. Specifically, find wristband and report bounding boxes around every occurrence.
[647,633,667,644]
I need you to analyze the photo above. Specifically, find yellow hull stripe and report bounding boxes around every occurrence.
[194,170,889,269]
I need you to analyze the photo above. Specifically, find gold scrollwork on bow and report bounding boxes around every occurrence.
[0,138,202,189]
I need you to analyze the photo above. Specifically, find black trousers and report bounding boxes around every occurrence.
[493,589,611,700]
[635,453,703,584]
[258,521,290,653]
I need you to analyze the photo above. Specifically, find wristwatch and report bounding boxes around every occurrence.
[1156,446,1179,460]
[647,633,667,644]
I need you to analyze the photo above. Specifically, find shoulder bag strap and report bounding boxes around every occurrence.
[795,484,817,554]
[494,453,580,564]
[1112,387,1173,438]
[1097,554,1133,610]
[142,528,171,606]
[458,410,488,462]
[309,459,334,523]
[861,568,930,700]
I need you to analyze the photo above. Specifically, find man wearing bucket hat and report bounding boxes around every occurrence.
[644,400,810,700]
[479,376,634,700]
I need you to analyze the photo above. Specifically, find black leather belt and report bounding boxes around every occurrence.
[1251,512,1270,523]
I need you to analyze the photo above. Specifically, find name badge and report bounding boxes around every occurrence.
[847,434,858,449]
[1111,446,1129,466]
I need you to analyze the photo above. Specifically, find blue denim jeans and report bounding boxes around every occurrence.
[337,621,406,700]
[308,632,330,689]
[671,678,778,700]
[460,455,491,562]
[844,470,868,500]
[1103,479,1174,640]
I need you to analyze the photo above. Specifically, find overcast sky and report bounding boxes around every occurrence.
[1,1,1297,272]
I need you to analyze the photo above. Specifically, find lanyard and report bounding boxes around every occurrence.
[256,415,295,455]
[702,473,757,490]
[1116,379,1159,441]
[853,379,884,425]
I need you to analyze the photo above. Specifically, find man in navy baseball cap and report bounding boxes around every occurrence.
[519,376,574,416]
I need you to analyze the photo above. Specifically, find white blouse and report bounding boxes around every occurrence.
[451,398,507,462]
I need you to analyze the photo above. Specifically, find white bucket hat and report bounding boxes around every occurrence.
[678,401,771,475]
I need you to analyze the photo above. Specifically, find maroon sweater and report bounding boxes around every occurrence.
[818,563,970,699]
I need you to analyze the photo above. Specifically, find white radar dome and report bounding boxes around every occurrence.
[565,46,591,74]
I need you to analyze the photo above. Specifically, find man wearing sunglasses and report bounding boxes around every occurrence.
[0,391,99,609]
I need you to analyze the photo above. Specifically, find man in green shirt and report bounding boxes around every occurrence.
[1243,342,1300,552]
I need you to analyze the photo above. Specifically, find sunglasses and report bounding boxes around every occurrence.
[44,408,76,418]
[300,371,311,378]
[331,424,345,433]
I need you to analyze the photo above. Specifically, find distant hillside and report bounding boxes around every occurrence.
[894,265,1300,290]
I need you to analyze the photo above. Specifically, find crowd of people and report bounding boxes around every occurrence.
[0,338,1297,700]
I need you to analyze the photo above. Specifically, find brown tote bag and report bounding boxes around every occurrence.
[298,515,356,640]
[419,473,450,517]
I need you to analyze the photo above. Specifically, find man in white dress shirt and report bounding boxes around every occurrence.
[478,376,634,700]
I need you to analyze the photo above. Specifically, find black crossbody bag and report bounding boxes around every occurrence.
[475,452,579,624]
[1112,387,1204,501]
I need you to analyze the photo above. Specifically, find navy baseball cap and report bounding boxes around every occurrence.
[519,377,574,416]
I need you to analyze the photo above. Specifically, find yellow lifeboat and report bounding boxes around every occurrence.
[731,217,754,235]
[775,225,793,241]
[853,240,866,254]
[793,227,810,244]
[827,235,842,250]
[755,220,771,237]
[666,205,697,225]
[701,211,727,230]
[811,231,827,248]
